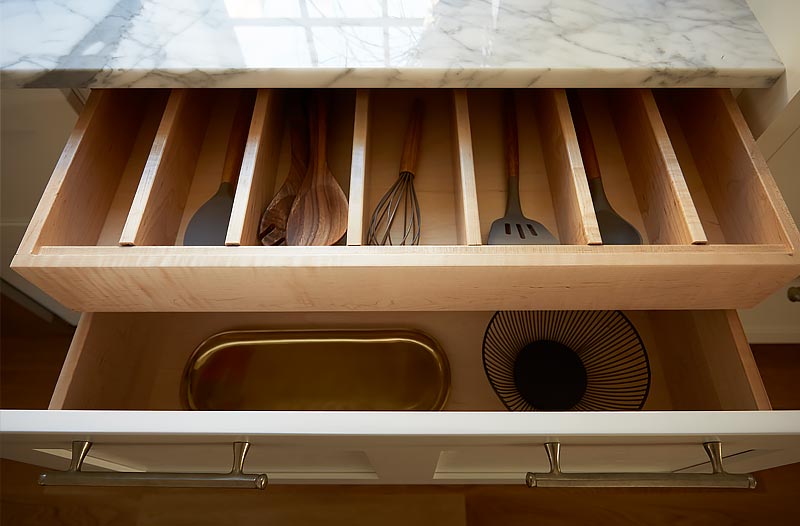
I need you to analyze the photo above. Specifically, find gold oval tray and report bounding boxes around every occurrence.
[182,330,450,411]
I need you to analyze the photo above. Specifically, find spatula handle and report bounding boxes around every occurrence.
[567,90,602,182]
[221,90,256,186]
[503,90,520,181]
[503,90,523,217]
[399,100,425,175]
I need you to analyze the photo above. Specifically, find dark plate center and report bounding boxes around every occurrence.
[513,340,587,410]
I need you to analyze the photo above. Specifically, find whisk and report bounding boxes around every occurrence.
[367,100,424,245]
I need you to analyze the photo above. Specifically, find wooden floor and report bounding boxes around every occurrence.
[1,294,799,525]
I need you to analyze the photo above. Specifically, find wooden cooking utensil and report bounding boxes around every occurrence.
[488,90,559,245]
[183,90,254,246]
[566,90,642,245]
[259,93,309,246]
[286,92,348,246]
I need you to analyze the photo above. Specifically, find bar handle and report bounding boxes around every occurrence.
[38,441,268,490]
[526,442,756,489]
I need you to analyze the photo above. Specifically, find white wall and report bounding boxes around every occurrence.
[737,124,800,343]
[1,89,79,323]
[741,0,800,155]
[735,1,800,342]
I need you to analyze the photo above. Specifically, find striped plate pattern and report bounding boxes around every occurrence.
[482,310,650,411]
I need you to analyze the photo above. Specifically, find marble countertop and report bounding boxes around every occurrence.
[0,0,783,88]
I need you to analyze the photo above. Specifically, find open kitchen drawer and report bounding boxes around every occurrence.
[2,310,799,485]
[10,88,800,311]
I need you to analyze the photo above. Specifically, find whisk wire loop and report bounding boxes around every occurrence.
[368,170,421,246]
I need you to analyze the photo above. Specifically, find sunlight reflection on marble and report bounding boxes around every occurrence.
[0,0,783,88]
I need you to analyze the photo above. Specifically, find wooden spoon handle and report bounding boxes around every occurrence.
[399,99,425,175]
[221,90,256,186]
[288,92,309,186]
[312,91,327,176]
[566,89,602,182]
[503,90,519,181]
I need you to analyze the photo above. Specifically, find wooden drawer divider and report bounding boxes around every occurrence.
[226,89,285,247]
[534,89,602,245]
[119,89,214,246]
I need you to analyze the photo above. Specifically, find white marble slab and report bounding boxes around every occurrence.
[0,0,784,88]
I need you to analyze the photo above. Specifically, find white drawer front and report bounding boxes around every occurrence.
[2,410,799,485]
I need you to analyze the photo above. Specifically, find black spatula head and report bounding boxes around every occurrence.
[488,216,559,245]
[487,90,559,246]
[183,182,235,246]
[589,178,642,245]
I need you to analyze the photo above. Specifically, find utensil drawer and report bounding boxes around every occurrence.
[11,88,800,311]
[2,310,799,485]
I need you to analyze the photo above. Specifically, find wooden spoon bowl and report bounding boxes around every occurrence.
[286,92,348,246]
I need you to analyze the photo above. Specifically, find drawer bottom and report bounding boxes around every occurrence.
[51,310,769,413]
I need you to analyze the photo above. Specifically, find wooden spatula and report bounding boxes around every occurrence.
[286,92,348,246]
[184,91,254,246]
[259,93,309,246]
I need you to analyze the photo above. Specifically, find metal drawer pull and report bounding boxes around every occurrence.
[526,442,756,489]
[38,441,268,489]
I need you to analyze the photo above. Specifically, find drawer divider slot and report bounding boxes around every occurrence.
[452,89,483,246]
[119,89,212,246]
[226,89,285,246]
[536,89,603,245]
[347,89,370,245]
[659,88,796,248]
[608,89,708,245]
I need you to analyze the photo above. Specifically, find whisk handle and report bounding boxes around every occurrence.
[399,100,425,176]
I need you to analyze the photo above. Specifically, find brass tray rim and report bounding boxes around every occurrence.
[180,328,451,411]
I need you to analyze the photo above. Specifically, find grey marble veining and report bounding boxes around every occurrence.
[0,0,783,88]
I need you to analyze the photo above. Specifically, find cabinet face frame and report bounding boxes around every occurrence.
[11,88,800,312]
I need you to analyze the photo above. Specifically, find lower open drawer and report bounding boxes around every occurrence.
[2,310,799,485]
[11,87,800,311]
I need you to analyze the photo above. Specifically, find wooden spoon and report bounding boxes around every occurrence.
[259,93,309,246]
[286,93,348,246]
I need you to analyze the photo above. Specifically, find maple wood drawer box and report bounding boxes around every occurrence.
[11,88,800,311]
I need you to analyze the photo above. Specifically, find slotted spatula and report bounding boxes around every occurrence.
[488,91,559,245]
